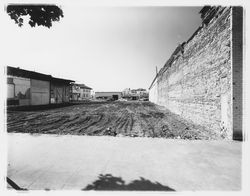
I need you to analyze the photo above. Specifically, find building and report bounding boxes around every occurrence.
[71,83,81,101]
[122,88,149,100]
[122,88,131,97]
[71,83,92,101]
[7,66,74,106]
[50,77,73,104]
[95,92,122,100]
[134,88,148,98]
[78,84,92,100]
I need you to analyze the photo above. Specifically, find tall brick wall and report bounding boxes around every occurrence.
[150,7,233,139]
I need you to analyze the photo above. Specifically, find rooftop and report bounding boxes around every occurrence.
[7,66,74,84]
[75,83,92,90]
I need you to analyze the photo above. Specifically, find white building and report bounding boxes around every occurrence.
[71,83,92,101]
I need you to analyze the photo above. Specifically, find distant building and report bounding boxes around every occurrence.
[122,88,131,96]
[134,88,148,97]
[95,92,122,100]
[7,66,74,106]
[122,88,149,100]
[71,83,92,101]
[78,84,92,99]
[71,84,81,101]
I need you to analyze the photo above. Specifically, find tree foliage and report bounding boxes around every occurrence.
[6,4,64,28]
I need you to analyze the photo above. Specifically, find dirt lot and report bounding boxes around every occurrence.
[7,101,219,139]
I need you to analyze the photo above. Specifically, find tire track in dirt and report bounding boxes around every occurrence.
[7,102,218,139]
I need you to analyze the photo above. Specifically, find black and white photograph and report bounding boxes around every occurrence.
[0,0,248,194]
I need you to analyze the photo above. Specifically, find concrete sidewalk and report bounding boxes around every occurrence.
[7,133,241,191]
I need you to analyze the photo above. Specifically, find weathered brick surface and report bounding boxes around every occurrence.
[150,8,232,139]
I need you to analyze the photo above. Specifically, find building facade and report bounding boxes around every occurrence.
[71,83,92,101]
[78,84,92,100]
[7,66,74,106]
[71,84,81,101]
[50,77,72,104]
[122,88,149,100]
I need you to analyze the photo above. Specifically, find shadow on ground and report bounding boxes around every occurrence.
[83,174,175,191]
[7,177,27,191]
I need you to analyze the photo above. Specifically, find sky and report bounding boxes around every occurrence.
[2,4,202,92]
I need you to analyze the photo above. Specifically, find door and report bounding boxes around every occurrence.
[31,79,50,105]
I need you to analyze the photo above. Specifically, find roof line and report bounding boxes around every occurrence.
[7,66,75,83]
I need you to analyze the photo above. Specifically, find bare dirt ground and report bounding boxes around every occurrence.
[7,101,218,139]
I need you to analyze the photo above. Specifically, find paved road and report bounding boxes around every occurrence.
[7,133,241,191]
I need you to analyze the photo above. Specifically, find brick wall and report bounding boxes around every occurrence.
[150,7,234,139]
